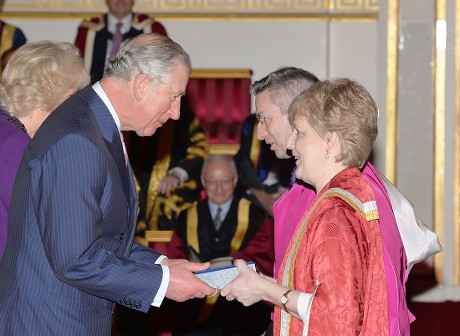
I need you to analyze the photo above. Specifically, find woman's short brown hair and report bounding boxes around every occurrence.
[288,78,378,168]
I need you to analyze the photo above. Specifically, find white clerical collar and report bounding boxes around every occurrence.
[107,12,132,34]
[92,82,121,132]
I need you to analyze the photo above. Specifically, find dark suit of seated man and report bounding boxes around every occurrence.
[165,155,275,336]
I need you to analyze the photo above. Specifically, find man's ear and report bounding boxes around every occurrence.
[133,74,151,101]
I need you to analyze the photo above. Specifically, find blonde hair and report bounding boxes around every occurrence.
[0,41,90,118]
[289,78,378,168]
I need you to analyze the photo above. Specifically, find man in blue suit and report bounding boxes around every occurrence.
[0,33,215,335]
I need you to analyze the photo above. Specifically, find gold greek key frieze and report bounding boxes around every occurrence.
[334,0,379,11]
[2,0,379,12]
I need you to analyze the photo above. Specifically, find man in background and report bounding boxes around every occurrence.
[0,0,26,78]
[75,0,167,83]
[166,155,274,335]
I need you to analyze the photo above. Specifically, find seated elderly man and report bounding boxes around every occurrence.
[166,154,274,336]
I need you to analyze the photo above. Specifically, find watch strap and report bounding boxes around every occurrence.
[280,289,292,312]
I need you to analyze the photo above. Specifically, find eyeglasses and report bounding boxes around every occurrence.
[255,110,278,125]
[204,179,234,188]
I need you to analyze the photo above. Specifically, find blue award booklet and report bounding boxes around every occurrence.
[195,261,257,289]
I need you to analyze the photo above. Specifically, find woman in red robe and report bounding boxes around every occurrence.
[221,78,390,335]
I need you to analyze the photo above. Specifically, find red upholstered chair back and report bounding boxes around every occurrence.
[183,69,253,155]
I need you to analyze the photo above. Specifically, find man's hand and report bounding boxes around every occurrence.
[158,175,180,195]
[163,259,215,302]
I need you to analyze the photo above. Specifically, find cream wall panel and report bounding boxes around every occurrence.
[328,22,378,98]
[397,20,434,230]
[165,21,329,86]
[6,19,330,110]
[6,18,81,42]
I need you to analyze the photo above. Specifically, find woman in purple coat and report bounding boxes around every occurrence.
[0,41,89,261]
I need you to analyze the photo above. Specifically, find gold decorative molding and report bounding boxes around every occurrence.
[434,0,446,284]
[145,230,174,243]
[1,0,379,13]
[385,0,399,184]
[0,12,378,22]
[191,68,252,79]
[209,144,239,155]
[454,0,460,285]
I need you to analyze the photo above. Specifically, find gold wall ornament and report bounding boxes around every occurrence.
[455,0,460,286]
[434,0,446,285]
[385,0,399,184]
[0,0,379,13]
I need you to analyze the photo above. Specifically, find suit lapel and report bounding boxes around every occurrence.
[78,87,131,201]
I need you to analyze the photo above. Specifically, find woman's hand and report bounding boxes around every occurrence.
[220,259,274,306]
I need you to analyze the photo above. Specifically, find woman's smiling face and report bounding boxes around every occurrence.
[287,115,327,188]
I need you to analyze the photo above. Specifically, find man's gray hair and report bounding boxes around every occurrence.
[201,155,238,177]
[105,33,191,88]
[250,67,319,114]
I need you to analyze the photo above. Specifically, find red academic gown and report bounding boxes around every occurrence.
[275,167,389,336]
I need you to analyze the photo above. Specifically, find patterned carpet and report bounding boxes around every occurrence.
[407,262,460,335]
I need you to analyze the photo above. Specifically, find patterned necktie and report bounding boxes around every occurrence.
[111,22,123,58]
[214,207,223,231]
[119,131,128,166]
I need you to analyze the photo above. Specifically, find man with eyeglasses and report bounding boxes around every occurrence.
[165,155,274,335]
[233,113,294,217]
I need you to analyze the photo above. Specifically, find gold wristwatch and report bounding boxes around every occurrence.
[280,289,292,312]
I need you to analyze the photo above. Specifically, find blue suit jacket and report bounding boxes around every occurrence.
[0,86,164,335]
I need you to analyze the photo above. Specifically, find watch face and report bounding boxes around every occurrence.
[281,296,287,304]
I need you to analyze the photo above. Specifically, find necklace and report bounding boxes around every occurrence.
[0,109,28,134]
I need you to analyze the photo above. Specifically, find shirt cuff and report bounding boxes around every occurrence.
[156,255,167,264]
[168,167,188,183]
[151,264,169,307]
[297,280,320,323]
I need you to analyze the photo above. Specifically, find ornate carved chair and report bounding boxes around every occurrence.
[183,68,253,155]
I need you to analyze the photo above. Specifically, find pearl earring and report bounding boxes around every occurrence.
[325,138,331,159]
